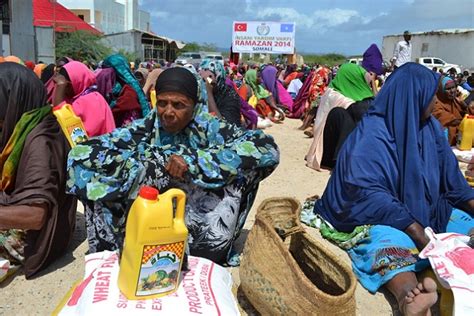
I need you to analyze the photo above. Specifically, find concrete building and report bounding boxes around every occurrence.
[58,0,185,62]
[382,29,474,71]
[1,0,36,61]
[103,29,185,62]
[58,0,150,34]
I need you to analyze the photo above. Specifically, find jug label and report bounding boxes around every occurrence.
[68,125,88,145]
[136,241,185,296]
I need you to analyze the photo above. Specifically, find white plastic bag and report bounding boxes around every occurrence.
[420,228,474,315]
[54,251,240,316]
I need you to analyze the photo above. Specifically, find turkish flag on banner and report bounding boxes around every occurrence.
[234,23,247,32]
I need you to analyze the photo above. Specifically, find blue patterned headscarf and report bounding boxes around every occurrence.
[199,59,226,80]
[102,54,150,116]
[66,65,279,191]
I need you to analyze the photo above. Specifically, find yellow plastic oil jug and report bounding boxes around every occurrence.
[457,114,474,151]
[53,104,88,147]
[118,186,188,300]
[150,89,157,108]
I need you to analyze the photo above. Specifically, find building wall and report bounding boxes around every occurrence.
[382,31,474,70]
[103,30,143,59]
[9,0,36,61]
[59,0,150,35]
[1,34,10,56]
[35,26,55,64]
[58,0,95,27]
[138,10,150,32]
[70,9,92,23]
[96,0,125,34]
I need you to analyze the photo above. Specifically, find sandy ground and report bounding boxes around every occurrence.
[1,118,399,315]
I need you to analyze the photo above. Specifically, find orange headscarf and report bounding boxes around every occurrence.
[34,63,47,78]
[4,55,22,64]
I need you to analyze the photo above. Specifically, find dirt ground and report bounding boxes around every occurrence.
[1,118,398,315]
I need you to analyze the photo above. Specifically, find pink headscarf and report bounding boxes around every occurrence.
[62,61,116,136]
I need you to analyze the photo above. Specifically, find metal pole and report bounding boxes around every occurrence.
[0,19,3,56]
[52,0,56,57]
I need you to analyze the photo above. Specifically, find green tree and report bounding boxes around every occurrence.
[181,41,219,52]
[55,31,111,62]
[115,49,138,63]
[302,53,347,66]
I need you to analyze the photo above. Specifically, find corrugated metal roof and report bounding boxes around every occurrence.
[105,28,186,49]
[33,0,101,35]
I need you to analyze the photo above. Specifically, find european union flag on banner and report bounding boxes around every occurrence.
[280,23,294,32]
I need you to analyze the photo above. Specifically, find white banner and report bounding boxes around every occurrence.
[232,21,295,54]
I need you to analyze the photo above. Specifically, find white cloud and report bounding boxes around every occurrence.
[254,7,365,32]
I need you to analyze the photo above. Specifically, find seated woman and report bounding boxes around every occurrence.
[287,69,315,119]
[99,54,151,127]
[134,68,148,88]
[260,65,294,113]
[433,76,474,145]
[0,62,77,280]
[282,64,298,88]
[312,63,474,315]
[52,61,116,137]
[320,98,372,169]
[298,66,331,131]
[306,63,374,171]
[66,67,279,265]
[243,69,285,123]
[199,59,243,126]
[361,43,384,95]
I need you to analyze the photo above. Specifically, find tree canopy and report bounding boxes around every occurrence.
[55,31,111,62]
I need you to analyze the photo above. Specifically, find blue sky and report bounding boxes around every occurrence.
[139,0,474,56]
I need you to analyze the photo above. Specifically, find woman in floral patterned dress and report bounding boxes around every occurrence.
[66,67,279,265]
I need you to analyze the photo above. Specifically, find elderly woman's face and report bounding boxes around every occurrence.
[156,91,195,133]
[444,81,457,100]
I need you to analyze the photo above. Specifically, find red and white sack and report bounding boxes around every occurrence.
[420,228,474,315]
[55,251,239,316]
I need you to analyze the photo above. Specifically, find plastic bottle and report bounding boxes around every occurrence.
[118,186,188,300]
[457,114,474,151]
[150,89,157,108]
[52,104,88,147]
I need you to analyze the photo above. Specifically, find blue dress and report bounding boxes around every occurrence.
[313,63,474,292]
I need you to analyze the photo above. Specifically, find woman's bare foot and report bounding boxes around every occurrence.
[304,127,313,138]
[400,278,438,316]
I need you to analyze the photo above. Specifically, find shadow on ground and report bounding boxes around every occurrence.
[0,211,87,286]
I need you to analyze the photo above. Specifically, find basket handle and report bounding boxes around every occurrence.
[275,226,304,239]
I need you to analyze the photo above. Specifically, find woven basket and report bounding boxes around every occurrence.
[240,197,357,315]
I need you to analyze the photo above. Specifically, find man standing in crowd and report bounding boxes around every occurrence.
[391,30,412,69]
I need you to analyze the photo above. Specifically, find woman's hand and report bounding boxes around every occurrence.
[52,73,72,106]
[165,154,189,180]
[53,73,69,87]
[404,222,429,250]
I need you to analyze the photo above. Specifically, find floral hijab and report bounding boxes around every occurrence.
[66,66,279,200]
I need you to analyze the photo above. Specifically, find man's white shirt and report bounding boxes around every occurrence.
[392,41,412,67]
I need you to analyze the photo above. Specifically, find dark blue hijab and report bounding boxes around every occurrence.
[314,63,474,233]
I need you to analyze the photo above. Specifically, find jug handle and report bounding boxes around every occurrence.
[167,188,186,223]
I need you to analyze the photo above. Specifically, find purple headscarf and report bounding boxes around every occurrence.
[225,77,258,129]
[361,44,383,75]
[261,65,278,97]
[95,68,116,103]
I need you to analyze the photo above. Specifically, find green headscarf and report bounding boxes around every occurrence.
[329,63,373,102]
[245,69,271,100]
[103,54,151,116]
